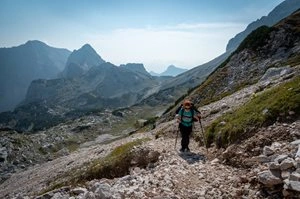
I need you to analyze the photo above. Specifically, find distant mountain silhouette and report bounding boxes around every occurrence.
[62,44,105,78]
[160,65,188,77]
[149,65,188,77]
[0,40,71,112]
[120,63,151,76]
[226,0,300,52]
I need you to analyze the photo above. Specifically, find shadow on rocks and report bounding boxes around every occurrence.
[178,152,206,164]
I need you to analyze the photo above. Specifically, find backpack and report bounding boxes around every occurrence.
[175,103,200,122]
[177,105,199,123]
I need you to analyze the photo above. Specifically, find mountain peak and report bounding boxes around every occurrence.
[160,65,188,77]
[62,44,105,78]
[81,43,94,50]
[120,63,150,76]
[24,40,48,47]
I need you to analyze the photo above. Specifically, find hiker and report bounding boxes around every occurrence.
[176,99,201,152]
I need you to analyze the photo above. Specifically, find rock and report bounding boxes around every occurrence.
[258,170,283,186]
[280,158,295,170]
[211,158,220,165]
[269,162,281,170]
[287,181,300,192]
[274,154,288,164]
[72,187,88,195]
[83,191,96,199]
[250,155,270,163]
[289,173,300,184]
[291,140,300,146]
[0,147,8,162]
[281,170,291,180]
[295,145,300,158]
[263,146,275,156]
[94,183,113,199]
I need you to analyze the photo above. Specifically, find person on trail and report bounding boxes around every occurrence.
[176,99,201,152]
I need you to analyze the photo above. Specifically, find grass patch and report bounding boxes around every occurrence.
[72,138,149,183]
[285,54,300,67]
[41,138,151,194]
[205,76,300,148]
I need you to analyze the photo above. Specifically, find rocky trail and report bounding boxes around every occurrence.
[1,67,300,198]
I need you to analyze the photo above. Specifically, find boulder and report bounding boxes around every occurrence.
[94,183,113,199]
[258,170,283,186]
[263,146,275,156]
[287,181,300,192]
[274,155,288,164]
[280,158,295,170]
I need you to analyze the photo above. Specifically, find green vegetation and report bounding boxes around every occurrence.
[43,138,150,192]
[205,76,300,148]
[236,26,274,53]
[285,54,300,67]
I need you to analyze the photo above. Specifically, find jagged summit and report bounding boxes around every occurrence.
[120,63,150,76]
[62,44,105,78]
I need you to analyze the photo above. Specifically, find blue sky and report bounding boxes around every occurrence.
[0,0,284,72]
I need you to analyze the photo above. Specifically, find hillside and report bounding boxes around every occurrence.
[139,0,300,110]
[0,65,299,198]
[226,0,300,51]
[1,4,300,199]
[0,40,71,112]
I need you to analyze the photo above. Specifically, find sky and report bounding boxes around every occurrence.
[0,0,284,73]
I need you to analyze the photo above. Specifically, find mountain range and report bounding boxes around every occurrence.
[0,0,300,132]
[0,7,299,198]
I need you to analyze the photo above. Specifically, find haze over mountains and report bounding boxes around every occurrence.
[0,4,300,198]
[0,0,300,132]
[0,40,71,112]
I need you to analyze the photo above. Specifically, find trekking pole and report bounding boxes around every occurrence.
[174,122,179,149]
[199,119,208,152]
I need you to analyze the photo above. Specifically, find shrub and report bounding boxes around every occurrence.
[236,26,274,53]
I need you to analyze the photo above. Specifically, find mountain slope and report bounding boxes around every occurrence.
[0,40,71,112]
[226,0,300,51]
[189,10,300,109]
[140,0,300,110]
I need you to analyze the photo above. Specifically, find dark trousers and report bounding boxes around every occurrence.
[179,124,192,150]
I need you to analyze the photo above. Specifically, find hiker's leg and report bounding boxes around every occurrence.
[180,125,189,150]
[185,126,192,151]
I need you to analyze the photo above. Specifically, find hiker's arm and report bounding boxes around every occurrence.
[175,114,181,123]
[193,110,201,121]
